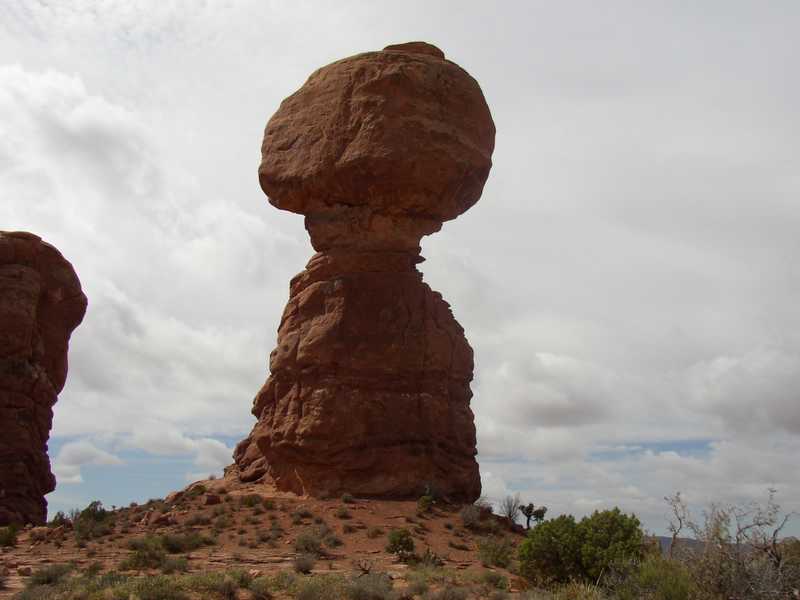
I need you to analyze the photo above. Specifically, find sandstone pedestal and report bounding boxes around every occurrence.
[234,42,495,501]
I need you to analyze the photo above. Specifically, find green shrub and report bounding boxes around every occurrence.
[294,554,317,573]
[240,493,262,507]
[551,582,605,600]
[118,575,189,600]
[227,568,253,589]
[121,536,167,570]
[614,555,696,600]
[73,500,114,542]
[213,514,233,531]
[207,577,237,600]
[186,484,206,498]
[324,532,343,548]
[183,570,249,599]
[386,528,415,557]
[518,508,644,585]
[295,574,346,600]
[407,578,428,596]
[160,531,212,553]
[83,561,104,578]
[29,563,73,586]
[408,577,428,596]
[578,508,644,582]
[460,504,481,530]
[0,524,18,547]
[480,570,508,590]
[417,495,434,513]
[266,570,297,592]
[79,500,109,522]
[249,577,275,600]
[341,493,355,504]
[160,556,189,574]
[518,514,582,584]
[345,572,394,599]
[336,507,353,519]
[48,511,71,528]
[413,548,444,569]
[295,530,324,556]
[477,536,513,568]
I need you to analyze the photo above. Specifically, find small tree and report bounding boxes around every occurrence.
[673,488,800,598]
[499,494,522,524]
[386,528,415,561]
[664,492,689,559]
[521,503,548,529]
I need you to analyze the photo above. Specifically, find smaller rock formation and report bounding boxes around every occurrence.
[0,232,87,525]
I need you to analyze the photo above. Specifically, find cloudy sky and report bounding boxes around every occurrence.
[2,1,798,535]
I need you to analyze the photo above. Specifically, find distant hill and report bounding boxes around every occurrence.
[654,536,705,555]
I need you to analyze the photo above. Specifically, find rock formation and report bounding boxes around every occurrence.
[234,42,495,501]
[0,232,87,525]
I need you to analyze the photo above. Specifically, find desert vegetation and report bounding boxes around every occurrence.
[3,485,799,600]
[513,490,800,600]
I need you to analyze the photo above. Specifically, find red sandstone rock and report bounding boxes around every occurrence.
[234,42,494,501]
[0,231,87,525]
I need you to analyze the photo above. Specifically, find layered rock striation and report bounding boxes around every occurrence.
[234,42,495,501]
[0,232,87,525]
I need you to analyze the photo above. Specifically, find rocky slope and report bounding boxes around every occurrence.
[0,475,526,599]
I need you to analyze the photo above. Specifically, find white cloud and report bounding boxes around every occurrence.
[52,441,123,484]
[122,427,233,479]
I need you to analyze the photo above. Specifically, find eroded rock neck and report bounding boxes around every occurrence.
[305,206,442,254]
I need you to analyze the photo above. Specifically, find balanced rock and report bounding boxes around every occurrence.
[0,232,87,525]
[234,42,494,501]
